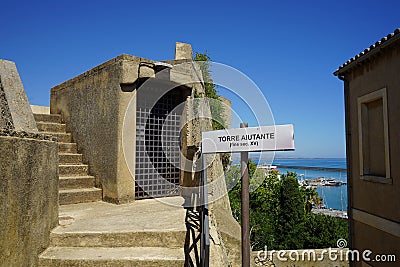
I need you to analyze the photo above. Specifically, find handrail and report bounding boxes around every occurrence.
[184,152,210,267]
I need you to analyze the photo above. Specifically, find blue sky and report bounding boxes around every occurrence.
[2,0,399,158]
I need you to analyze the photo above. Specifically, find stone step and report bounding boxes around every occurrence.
[58,143,78,153]
[59,164,88,176]
[59,176,95,190]
[59,188,102,205]
[36,122,66,133]
[38,247,184,267]
[41,132,72,143]
[59,153,83,165]
[34,113,62,123]
[50,229,186,248]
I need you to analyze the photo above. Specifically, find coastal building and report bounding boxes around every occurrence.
[334,28,400,266]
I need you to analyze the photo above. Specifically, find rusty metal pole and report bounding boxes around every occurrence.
[240,122,250,267]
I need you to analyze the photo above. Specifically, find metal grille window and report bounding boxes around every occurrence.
[135,88,183,199]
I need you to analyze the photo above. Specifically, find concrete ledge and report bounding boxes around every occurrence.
[31,105,50,114]
[0,128,57,141]
[39,247,184,267]
[51,54,151,93]
[352,208,400,237]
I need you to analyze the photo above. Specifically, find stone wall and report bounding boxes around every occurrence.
[50,55,141,203]
[0,81,14,130]
[0,59,59,266]
[180,94,241,266]
[0,135,59,266]
[220,96,232,129]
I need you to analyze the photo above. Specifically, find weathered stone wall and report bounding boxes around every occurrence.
[180,95,241,266]
[207,153,241,267]
[0,135,59,267]
[50,55,142,203]
[0,59,59,267]
[0,60,37,132]
[175,42,193,60]
[206,152,241,267]
[0,81,14,130]
[173,58,241,266]
[220,96,232,129]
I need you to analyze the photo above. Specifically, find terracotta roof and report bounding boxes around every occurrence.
[334,28,400,76]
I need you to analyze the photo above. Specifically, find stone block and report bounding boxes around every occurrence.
[0,59,37,132]
[175,42,193,60]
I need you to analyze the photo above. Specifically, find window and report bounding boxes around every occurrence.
[357,88,391,183]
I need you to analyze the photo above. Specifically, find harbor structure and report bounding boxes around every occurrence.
[335,28,400,266]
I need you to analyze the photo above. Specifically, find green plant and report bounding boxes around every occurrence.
[227,168,348,250]
[194,52,230,170]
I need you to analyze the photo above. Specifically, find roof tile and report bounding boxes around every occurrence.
[335,28,400,75]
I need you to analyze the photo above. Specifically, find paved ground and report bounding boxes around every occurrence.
[57,196,187,233]
[39,197,188,266]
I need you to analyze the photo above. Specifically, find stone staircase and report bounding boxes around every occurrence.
[34,112,186,266]
[33,113,102,205]
[38,198,186,266]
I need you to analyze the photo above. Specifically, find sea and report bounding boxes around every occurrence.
[246,158,348,211]
[272,158,347,211]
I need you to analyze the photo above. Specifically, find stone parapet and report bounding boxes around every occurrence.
[0,136,59,266]
[0,59,37,132]
[0,59,59,266]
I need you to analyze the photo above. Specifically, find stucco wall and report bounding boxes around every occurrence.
[0,135,58,267]
[344,41,400,266]
[346,44,400,222]
[352,221,399,267]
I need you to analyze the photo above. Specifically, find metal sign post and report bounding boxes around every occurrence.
[240,122,251,267]
[201,123,295,267]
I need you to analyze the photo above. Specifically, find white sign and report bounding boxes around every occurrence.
[201,124,295,154]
